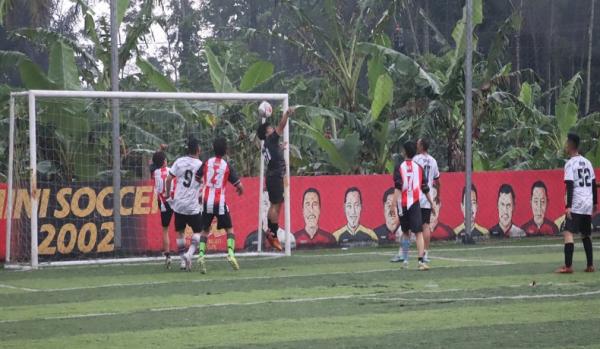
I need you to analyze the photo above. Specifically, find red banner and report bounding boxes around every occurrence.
[1,169,599,262]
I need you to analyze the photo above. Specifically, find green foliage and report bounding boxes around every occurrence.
[204,46,236,93]
[240,61,274,92]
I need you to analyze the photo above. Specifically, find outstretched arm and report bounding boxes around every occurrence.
[275,107,295,136]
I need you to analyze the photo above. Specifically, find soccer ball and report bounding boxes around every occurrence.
[258,101,272,118]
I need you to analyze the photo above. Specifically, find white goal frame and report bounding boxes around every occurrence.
[6,90,293,269]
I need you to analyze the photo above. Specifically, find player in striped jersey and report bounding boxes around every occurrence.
[556,133,597,273]
[151,150,176,268]
[184,138,244,273]
[413,138,440,262]
[165,138,203,271]
[392,141,435,271]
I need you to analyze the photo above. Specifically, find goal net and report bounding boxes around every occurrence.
[5,91,292,269]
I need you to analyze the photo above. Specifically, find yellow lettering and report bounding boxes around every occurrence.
[133,186,153,215]
[96,186,113,217]
[0,189,5,219]
[54,188,72,219]
[120,186,134,216]
[71,187,96,218]
[13,189,41,219]
[38,189,50,218]
[150,192,159,214]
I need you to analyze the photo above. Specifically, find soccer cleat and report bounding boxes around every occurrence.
[198,256,207,274]
[227,255,240,271]
[266,232,283,252]
[390,255,404,263]
[584,266,595,273]
[402,261,409,269]
[423,251,431,264]
[555,266,574,274]
[179,258,187,270]
[165,255,171,269]
[418,262,430,271]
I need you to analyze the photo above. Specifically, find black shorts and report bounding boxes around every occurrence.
[158,200,173,228]
[565,213,592,236]
[201,210,233,231]
[174,212,203,233]
[266,175,284,204]
[400,203,423,234]
[421,208,432,225]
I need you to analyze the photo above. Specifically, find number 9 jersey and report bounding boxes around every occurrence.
[169,155,203,215]
[564,154,596,215]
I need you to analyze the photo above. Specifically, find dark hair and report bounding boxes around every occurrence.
[461,184,478,204]
[403,141,417,159]
[344,187,362,204]
[497,183,515,203]
[257,122,270,141]
[213,137,227,157]
[303,188,321,206]
[418,138,430,151]
[187,137,200,155]
[382,187,395,203]
[152,151,166,169]
[567,133,580,150]
[530,180,548,198]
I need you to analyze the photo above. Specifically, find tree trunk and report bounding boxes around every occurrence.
[546,0,554,114]
[406,1,420,56]
[514,0,523,86]
[586,0,596,115]
[422,0,430,54]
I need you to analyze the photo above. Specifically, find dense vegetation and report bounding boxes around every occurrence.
[1,0,599,181]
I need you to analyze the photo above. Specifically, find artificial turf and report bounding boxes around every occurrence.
[1,238,599,348]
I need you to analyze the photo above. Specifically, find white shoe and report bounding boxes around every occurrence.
[402,261,409,269]
[418,262,430,271]
[423,251,431,263]
[179,258,186,270]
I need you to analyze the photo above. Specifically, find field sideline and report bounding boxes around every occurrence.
[1,238,600,349]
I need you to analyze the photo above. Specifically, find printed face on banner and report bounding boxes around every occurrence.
[383,193,399,231]
[303,191,321,233]
[344,190,362,232]
[498,192,514,231]
[531,187,548,226]
[461,191,478,226]
[430,186,440,228]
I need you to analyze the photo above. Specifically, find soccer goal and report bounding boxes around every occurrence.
[5,90,293,269]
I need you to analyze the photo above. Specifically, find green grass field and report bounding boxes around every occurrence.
[1,238,600,349]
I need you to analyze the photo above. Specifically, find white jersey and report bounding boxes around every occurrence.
[153,166,175,210]
[413,153,440,209]
[564,154,596,215]
[169,156,203,215]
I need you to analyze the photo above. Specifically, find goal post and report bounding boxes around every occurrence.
[5,90,293,269]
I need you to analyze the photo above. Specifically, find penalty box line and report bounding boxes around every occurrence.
[2,286,599,325]
[0,257,512,294]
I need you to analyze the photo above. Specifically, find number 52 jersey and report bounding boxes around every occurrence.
[169,156,203,215]
[564,155,596,215]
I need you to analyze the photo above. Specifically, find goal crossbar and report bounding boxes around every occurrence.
[7,90,292,269]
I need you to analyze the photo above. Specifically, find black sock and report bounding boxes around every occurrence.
[565,243,575,268]
[582,237,594,267]
[418,257,423,263]
[164,252,170,258]
[267,221,279,237]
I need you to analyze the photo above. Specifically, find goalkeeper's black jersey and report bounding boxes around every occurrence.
[263,132,285,177]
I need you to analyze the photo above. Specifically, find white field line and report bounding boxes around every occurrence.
[430,256,511,265]
[2,255,514,294]
[0,283,38,292]
[2,285,598,324]
[365,289,600,303]
[34,257,512,293]
[292,243,569,259]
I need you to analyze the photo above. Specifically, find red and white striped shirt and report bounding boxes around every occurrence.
[153,166,175,205]
[197,157,241,215]
[393,160,426,209]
